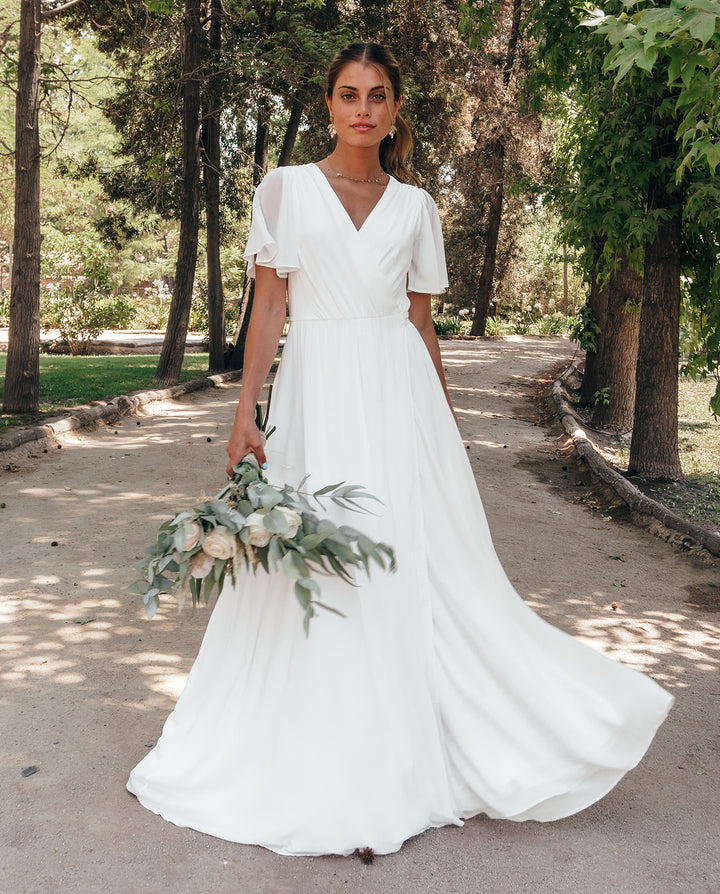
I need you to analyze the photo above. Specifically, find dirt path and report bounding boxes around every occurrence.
[1,336,718,894]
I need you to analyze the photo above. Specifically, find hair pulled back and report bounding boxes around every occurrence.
[326,42,419,187]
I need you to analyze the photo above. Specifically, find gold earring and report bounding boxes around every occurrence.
[389,123,397,139]
[328,120,337,138]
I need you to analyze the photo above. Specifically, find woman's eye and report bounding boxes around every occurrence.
[341,93,355,101]
[372,93,386,102]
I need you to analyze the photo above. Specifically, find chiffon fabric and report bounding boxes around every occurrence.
[127,163,673,856]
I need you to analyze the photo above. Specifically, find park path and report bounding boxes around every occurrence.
[1,335,718,894]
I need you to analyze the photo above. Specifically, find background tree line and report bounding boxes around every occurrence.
[2,0,719,482]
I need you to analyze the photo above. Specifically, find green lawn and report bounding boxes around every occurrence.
[607,377,720,531]
[0,353,215,434]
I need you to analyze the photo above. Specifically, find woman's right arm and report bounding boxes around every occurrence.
[225,264,287,476]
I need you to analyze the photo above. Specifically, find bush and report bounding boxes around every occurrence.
[433,315,472,337]
[131,280,172,330]
[41,230,132,354]
[0,292,9,327]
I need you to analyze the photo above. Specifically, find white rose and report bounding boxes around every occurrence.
[276,506,302,539]
[182,522,202,551]
[202,527,237,560]
[244,512,272,547]
[188,549,214,579]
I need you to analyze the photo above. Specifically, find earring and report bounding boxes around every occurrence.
[388,123,397,139]
[328,120,337,138]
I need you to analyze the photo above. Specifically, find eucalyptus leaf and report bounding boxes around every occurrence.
[263,508,290,534]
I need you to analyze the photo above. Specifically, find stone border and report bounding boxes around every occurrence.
[549,359,720,559]
[0,369,244,454]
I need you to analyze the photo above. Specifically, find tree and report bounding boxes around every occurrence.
[153,0,202,387]
[529,0,720,477]
[590,256,641,432]
[3,0,43,414]
[465,0,524,337]
[3,0,85,414]
[203,0,225,372]
[592,0,720,421]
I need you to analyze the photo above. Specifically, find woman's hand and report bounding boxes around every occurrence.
[225,416,267,477]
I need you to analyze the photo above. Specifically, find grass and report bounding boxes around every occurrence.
[592,377,720,532]
[0,353,215,435]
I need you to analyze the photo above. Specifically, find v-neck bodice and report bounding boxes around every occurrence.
[309,162,394,233]
[243,163,449,323]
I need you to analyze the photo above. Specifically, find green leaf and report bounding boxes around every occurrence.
[126,580,151,595]
[294,580,312,609]
[263,508,289,534]
[298,532,330,550]
[268,535,282,567]
[302,605,314,638]
[686,11,718,45]
[312,482,344,497]
[281,551,302,579]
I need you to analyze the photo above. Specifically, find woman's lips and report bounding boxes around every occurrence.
[351,124,374,131]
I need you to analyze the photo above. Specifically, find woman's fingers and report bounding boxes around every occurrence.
[225,426,268,478]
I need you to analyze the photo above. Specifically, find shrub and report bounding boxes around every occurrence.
[131,280,172,330]
[433,315,472,337]
[41,230,132,354]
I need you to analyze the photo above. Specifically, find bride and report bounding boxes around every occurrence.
[127,41,674,857]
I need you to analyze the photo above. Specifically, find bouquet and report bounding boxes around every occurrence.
[128,407,396,635]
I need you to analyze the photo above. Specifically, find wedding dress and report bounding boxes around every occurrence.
[127,163,673,856]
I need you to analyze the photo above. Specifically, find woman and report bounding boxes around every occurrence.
[127,42,673,857]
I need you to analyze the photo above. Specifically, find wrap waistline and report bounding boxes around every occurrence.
[288,310,409,325]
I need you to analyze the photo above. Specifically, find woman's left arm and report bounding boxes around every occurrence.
[408,291,458,425]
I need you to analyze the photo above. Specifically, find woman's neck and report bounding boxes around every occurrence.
[328,146,385,181]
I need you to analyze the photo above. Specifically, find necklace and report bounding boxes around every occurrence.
[326,162,387,185]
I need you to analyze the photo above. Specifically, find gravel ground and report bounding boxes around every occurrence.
[1,335,718,894]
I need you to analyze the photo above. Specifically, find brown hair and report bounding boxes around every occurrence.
[326,42,420,187]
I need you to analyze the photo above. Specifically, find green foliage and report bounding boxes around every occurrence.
[570,302,601,353]
[594,386,611,407]
[40,229,134,354]
[590,0,720,178]
[433,315,472,337]
[586,0,720,412]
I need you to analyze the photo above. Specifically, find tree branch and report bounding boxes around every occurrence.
[42,0,85,20]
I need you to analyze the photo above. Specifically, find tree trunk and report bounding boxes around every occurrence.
[469,0,522,337]
[252,103,270,186]
[590,254,641,431]
[154,0,202,387]
[628,114,683,479]
[469,139,505,336]
[278,92,306,167]
[204,0,224,372]
[579,241,608,406]
[225,97,295,371]
[3,0,42,415]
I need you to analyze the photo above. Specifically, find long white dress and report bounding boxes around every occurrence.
[127,163,674,856]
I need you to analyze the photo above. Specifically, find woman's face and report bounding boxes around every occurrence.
[326,61,401,149]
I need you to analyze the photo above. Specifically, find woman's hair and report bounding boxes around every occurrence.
[326,42,420,187]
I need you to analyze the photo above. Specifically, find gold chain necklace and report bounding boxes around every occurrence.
[326,162,387,185]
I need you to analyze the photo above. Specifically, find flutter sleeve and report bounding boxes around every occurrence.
[243,167,300,279]
[407,189,449,294]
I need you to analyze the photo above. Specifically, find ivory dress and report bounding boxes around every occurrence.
[127,163,674,856]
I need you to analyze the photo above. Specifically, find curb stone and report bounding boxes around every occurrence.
[0,369,244,454]
[549,359,720,560]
